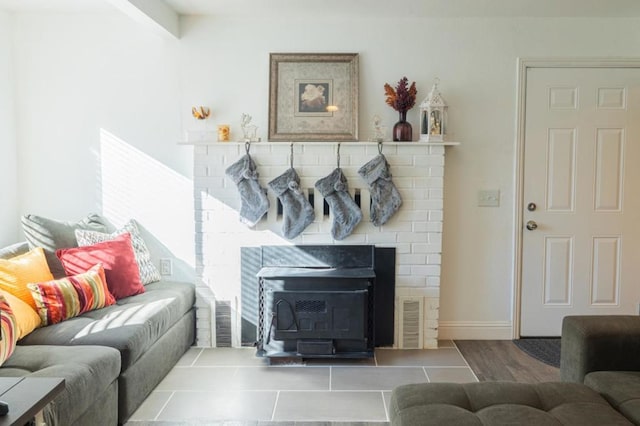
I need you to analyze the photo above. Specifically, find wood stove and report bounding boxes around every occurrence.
[243,245,394,359]
[258,265,375,358]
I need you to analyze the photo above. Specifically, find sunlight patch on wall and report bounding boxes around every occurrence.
[99,129,194,270]
[197,186,291,302]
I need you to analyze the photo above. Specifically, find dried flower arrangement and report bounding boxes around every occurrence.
[384,77,417,113]
[191,106,210,120]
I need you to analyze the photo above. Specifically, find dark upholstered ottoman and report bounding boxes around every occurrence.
[389,382,633,425]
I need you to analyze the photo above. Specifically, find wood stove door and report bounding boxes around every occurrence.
[268,290,368,341]
[257,273,375,357]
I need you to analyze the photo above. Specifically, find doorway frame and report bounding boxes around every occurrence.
[512,57,640,339]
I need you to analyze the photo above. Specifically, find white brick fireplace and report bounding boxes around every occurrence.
[190,141,455,349]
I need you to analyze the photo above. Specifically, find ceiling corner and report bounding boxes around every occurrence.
[105,0,180,39]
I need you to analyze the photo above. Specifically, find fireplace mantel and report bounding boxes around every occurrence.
[179,140,461,146]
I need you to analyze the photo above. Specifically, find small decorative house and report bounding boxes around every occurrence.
[419,78,447,142]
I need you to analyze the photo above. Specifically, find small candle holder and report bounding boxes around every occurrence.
[217,124,230,142]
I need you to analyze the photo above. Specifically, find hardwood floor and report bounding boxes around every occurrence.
[455,340,560,383]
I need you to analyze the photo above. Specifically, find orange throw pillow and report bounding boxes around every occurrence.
[0,247,54,310]
[0,290,40,340]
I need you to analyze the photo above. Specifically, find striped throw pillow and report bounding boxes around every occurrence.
[27,264,116,326]
[0,294,17,366]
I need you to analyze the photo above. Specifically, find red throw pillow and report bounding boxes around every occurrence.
[56,232,145,300]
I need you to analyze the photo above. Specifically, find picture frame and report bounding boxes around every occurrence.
[268,53,359,141]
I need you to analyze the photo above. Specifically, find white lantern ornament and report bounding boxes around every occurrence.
[419,78,447,142]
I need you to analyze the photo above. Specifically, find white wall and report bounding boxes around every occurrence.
[11,12,194,279]
[0,10,18,246]
[177,16,640,336]
[8,10,640,336]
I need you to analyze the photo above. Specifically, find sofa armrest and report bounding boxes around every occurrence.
[561,315,640,383]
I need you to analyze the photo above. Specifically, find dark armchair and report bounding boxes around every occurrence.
[561,315,640,383]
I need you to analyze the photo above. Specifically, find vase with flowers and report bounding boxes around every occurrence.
[384,77,417,142]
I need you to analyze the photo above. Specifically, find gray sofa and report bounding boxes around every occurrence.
[561,315,640,425]
[0,241,196,426]
[390,316,640,425]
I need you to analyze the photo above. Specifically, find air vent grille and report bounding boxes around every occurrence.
[295,300,326,313]
[215,300,232,347]
[399,297,423,349]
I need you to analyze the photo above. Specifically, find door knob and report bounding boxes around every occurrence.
[526,220,538,231]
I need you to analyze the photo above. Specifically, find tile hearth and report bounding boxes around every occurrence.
[126,341,477,424]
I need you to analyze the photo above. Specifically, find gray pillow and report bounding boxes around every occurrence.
[0,241,30,260]
[21,213,108,278]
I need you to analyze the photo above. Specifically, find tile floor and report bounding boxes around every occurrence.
[126,341,477,424]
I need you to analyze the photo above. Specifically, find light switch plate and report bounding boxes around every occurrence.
[478,190,500,207]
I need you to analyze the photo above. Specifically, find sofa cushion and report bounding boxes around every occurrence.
[18,280,195,371]
[75,219,161,285]
[390,382,633,426]
[57,232,145,300]
[21,213,108,279]
[585,371,640,425]
[0,344,120,426]
[28,264,115,326]
[0,247,54,310]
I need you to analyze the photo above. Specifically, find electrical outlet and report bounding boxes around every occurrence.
[160,258,172,276]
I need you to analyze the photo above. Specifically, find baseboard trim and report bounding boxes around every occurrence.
[439,321,513,340]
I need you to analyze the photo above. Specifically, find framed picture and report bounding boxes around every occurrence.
[269,53,359,141]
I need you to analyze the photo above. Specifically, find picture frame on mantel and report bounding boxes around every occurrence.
[268,53,359,142]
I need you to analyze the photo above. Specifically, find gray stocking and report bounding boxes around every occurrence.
[269,168,315,239]
[315,168,362,240]
[225,154,269,227]
[358,154,402,226]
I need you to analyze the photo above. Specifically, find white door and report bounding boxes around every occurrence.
[521,67,640,336]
